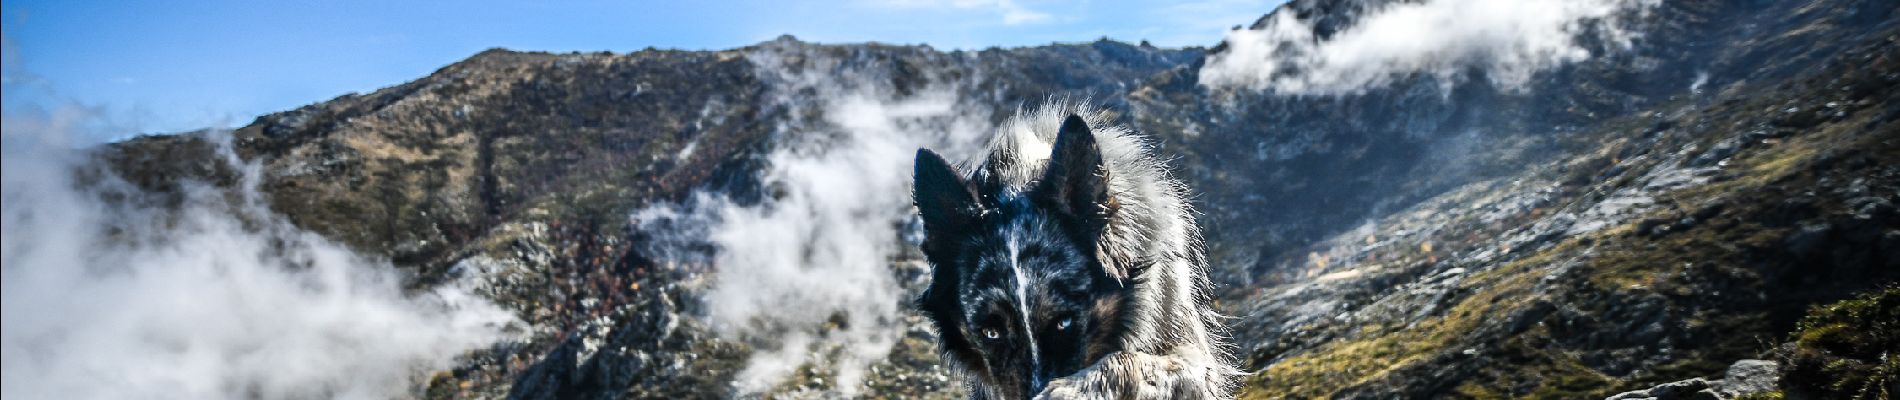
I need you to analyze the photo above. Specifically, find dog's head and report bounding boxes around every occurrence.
[911,115,1132,399]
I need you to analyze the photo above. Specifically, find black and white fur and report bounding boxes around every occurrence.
[912,103,1238,400]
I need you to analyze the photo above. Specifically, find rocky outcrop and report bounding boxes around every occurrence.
[1606,359,1779,400]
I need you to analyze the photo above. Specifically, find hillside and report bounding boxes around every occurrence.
[91,0,1899,398]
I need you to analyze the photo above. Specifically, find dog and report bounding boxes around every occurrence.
[911,103,1238,399]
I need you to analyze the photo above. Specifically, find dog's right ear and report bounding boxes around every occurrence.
[1035,115,1116,238]
[914,149,982,240]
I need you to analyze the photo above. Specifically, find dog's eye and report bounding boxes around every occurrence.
[1056,317,1074,330]
[981,327,1002,340]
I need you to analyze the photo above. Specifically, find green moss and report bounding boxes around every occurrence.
[423,370,458,400]
[1451,382,1506,399]
[1497,333,1620,399]
[1781,287,1900,400]
[1241,241,1561,399]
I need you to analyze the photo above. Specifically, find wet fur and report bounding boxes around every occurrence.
[912,102,1239,399]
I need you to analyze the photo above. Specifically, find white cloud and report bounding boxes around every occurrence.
[872,0,1053,25]
[1199,0,1657,94]
[0,104,519,399]
[632,41,993,395]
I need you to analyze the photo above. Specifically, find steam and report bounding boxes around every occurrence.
[633,42,991,395]
[0,106,518,398]
[1199,0,1657,94]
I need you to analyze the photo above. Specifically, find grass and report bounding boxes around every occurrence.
[1240,237,1576,399]
[1781,287,1900,400]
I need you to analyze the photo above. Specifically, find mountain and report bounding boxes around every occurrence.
[94,0,1898,398]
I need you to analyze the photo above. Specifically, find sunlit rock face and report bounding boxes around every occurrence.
[79,0,1900,397]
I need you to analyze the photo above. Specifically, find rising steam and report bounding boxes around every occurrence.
[632,41,993,395]
[1199,0,1658,94]
[0,104,519,399]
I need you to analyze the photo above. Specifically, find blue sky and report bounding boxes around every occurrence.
[1,0,1282,136]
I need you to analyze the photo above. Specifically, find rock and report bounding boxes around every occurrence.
[1848,195,1893,221]
[1710,359,1778,397]
[1784,221,1833,256]
[1605,378,1716,400]
[1604,359,1781,400]
[1691,138,1742,167]
[1640,217,1674,236]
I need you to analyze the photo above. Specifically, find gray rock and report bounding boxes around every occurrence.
[1785,221,1833,256]
[1604,359,1781,400]
[1605,378,1717,400]
[1691,138,1741,167]
[1710,359,1779,398]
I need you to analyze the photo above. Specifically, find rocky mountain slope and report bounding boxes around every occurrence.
[95,0,1897,398]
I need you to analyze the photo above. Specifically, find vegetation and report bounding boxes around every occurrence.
[1780,287,1900,400]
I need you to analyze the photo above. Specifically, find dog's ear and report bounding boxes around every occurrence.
[1034,115,1116,237]
[914,149,982,242]
[914,149,984,364]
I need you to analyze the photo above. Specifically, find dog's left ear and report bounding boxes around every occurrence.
[1034,115,1116,238]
